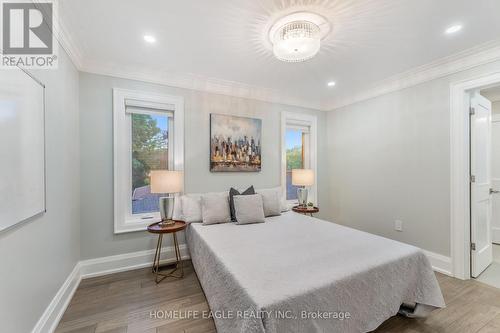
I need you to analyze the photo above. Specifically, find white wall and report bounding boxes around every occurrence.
[493,101,500,114]
[79,72,329,260]
[0,49,80,332]
[327,60,500,257]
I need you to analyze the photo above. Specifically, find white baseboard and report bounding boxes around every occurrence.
[79,244,190,278]
[32,263,82,333]
[31,244,190,333]
[423,250,453,276]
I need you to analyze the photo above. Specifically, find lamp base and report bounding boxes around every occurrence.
[297,187,308,207]
[159,196,175,224]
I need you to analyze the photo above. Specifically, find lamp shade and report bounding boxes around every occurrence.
[292,169,314,186]
[150,170,183,194]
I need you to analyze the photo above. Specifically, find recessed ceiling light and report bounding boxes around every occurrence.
[327,81,336,87]
[445,24,463,35]
[143,35,156,43]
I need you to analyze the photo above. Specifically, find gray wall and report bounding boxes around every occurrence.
[0,50,80,332]
[326,60,500,257]
[79,72,328,260]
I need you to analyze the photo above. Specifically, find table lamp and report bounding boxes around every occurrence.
[150,170,183,225]
[292,169,314,207]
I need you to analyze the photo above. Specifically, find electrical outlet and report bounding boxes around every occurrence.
[395,220,403,232]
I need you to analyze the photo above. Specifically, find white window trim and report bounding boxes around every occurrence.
[281,112,318,207]
[113,88,184,234]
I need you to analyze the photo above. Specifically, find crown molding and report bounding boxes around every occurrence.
[80,62,328,111]
[328,39,500,110]
[52,13,84,69]
[65,36,500,113]
[32,0,84,69]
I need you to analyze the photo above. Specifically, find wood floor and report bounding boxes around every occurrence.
[56,261,500,333]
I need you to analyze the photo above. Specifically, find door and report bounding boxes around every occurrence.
[470,92,493,278]
[492,114,500,244]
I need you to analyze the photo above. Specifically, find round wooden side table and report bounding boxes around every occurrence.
[147,220,187,284]
[292,206,319,217]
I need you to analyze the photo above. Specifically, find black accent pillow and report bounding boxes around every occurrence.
[229,186,255,222]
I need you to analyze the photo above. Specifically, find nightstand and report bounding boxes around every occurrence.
[292,206,319,217]
[147,220,187,284]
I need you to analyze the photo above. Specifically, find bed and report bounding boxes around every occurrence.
[185,212,445,333]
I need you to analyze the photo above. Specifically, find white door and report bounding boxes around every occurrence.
[492,114,500,244]
[470,92,493,278]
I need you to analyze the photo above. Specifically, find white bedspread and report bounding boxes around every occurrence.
[186,212,445,333]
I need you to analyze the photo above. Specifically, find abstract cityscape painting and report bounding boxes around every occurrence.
[210,114,262,172]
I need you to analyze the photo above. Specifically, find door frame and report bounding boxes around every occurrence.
[492,114,500,245]
[450,72,500,280]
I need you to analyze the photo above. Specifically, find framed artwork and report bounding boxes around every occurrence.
[210,114,262,172]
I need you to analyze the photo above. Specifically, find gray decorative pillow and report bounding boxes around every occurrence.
[201,193,231,225]
[229,186,255,222]
[233,194,265,225]
[259,189,282,217]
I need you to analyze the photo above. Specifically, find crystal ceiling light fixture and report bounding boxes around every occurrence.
[268,12,331,63]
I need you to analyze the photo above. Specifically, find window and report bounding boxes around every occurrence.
[113,89,184,233]
[281,112,317,204]
[285,126,309,200]
[131,112,172,215]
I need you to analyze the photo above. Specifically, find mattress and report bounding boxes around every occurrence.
[186,212,445,333]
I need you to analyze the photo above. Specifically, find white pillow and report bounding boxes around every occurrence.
[180,195,202,223]
[258,189,281,217]
[201,192,231,225]
[256,187,289,212]
[234,194,265,225]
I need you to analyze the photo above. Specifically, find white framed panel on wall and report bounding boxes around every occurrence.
[0,67,46,232]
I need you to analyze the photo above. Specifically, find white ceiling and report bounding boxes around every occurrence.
[59,0,500,110]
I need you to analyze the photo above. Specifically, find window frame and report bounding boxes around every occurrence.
[113,89,184,234]
[281,112,317,207]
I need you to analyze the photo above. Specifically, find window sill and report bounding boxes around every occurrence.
[114,217,161,234]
